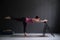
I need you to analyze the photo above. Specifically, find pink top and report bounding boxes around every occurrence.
[25,17,33,23]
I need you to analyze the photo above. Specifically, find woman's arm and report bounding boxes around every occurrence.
[32,18,41,23]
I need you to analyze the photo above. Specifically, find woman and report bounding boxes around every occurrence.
[4,16,48,36]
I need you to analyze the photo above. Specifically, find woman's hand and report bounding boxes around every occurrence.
[43,19,48,23]
[40,19,48,23]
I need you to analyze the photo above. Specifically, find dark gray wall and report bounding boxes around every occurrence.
[1,0,60,33]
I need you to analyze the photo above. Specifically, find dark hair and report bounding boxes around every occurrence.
[35,16,39,19]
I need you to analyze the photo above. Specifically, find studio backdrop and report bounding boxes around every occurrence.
[0,0,60,33]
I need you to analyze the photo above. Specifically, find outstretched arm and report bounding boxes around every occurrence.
[32,18,41,23]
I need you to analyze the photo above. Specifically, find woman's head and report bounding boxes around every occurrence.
[35,16,39,19]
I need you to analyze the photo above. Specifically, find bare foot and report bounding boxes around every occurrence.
[24,33,27,37]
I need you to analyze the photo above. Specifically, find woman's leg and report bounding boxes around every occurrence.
[12,17,28,36]
[23,22,27,36]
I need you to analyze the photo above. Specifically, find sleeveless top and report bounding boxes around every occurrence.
[25,17,33,23]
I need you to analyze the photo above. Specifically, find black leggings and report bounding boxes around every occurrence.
[13,17,27,33]
[23,22,27,33]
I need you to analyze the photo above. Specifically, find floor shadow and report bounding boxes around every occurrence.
[11,35,48,37]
